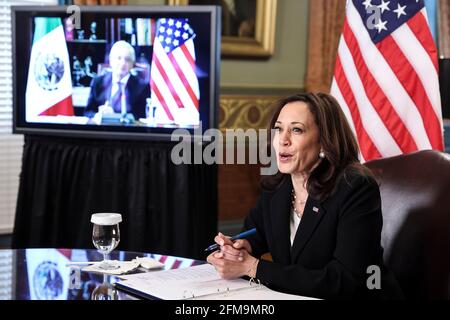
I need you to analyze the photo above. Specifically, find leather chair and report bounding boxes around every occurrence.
[365,150,450,299]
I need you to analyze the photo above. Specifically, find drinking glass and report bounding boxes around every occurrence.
[91,213,122,270]
[91,275,119,300]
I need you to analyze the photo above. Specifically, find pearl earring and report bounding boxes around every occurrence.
[319,151,325,159]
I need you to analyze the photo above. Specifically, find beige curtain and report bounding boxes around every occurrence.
[304,0,346,93]
[439,0,450,58]
[74,0,127,5]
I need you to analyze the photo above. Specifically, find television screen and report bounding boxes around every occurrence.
[12,5,220,140]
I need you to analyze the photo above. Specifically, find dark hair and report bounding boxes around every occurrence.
[261,92,372,201]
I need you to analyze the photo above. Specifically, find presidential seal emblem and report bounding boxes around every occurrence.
[34,52,65,91]
[33,261,64,300]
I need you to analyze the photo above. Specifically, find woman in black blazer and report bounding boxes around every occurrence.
[207,92,403,299]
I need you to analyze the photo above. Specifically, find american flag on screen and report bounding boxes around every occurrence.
[150,18,200,125]
[330,0,444,162]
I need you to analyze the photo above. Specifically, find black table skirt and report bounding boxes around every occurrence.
[12,135,217,260]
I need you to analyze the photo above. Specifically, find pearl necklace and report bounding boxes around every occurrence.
[291,189,306,218]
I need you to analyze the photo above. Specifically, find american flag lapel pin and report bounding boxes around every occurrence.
[313,207,319,213]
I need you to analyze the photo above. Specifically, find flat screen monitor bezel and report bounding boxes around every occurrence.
[12,5,221,142]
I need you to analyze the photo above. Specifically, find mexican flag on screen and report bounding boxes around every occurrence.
[25,17,73,121]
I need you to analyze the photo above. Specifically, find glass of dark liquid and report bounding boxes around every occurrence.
[91,213,122,270]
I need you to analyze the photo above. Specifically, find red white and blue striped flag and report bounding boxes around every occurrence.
[331,0,444,162]
[150,18,200,125]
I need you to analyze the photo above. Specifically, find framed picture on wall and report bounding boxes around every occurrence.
[169,0,277,58]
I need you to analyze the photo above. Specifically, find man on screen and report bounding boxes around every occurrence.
[84,40,150,121]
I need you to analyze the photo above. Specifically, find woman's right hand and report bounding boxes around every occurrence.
[231,239,252,253]
[213,233,253,262]
[214,232,234,247]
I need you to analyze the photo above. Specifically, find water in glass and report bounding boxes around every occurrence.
[91,213,122,270]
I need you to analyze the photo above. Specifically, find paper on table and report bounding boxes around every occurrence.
[118,264,250,299]
[192,286,319,300]
[120,263,217,282]
[116,264,318,300]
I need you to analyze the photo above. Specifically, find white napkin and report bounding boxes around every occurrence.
[80,257,164,275]
[133,257,165,270]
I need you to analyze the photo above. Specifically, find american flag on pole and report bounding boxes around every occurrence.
[150,18,200,125]
[331,0,444,162]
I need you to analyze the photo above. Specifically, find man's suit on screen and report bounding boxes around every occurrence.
[85,72,150,119]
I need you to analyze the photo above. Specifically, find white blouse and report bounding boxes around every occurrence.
[289,209,302,246]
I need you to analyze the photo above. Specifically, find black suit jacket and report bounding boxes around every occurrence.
[85,72,150,119]
[244,171,403,299]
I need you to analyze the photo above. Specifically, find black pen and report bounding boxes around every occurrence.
[204,228,257,252]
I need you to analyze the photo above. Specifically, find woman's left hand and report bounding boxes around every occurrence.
[207,249,259,280]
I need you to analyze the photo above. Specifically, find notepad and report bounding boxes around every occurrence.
[114,264,317,300]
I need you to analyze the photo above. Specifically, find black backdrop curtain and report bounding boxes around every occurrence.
[12,135,217,260]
